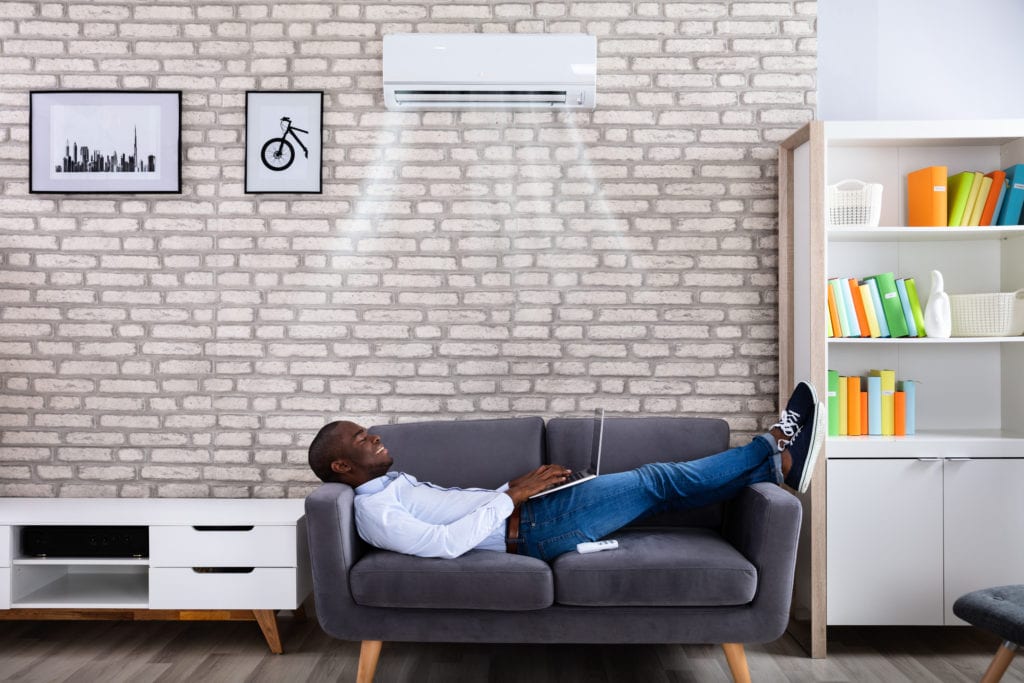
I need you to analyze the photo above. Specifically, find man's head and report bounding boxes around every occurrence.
[308,420,393,487]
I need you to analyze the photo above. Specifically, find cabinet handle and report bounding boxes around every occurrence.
[916,458,942,462]
[948,457,972,461]
[192,567,255,574]
[192,525,254,532]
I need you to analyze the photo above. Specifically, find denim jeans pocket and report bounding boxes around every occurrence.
[537,528,588,562]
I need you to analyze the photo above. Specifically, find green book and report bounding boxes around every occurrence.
[904,277,927,337]
[947,171,975,227]
[827,370,840,437]
[864,272,910,338]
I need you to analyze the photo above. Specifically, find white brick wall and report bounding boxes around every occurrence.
[0,0,816,498]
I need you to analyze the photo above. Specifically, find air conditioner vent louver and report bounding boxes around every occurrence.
[384,34,596,111]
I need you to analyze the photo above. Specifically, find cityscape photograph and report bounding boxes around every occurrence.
[56,126,156,174]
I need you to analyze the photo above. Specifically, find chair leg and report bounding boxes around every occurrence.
[721,643,752,683]
[357,640,383,683]
[981,641,1018,683]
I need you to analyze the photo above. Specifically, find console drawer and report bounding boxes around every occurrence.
[0,568,9,609]
[149,567,299,609]
[150,525,296,567]
[0,526,9,566]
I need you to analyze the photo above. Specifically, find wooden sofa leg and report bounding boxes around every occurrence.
[721,643,752,683]
[981,641,1018,683]
[357,640,383,683]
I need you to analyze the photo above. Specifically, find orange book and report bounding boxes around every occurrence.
[907,165,948,226]
[847,376,862,436]
[847,278,870,338]
[827,283,842,337]
[980,170,1007,226]
[894,391,907,436]
[860,391,868,434]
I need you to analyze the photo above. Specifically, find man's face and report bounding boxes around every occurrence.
[330,421,394,485]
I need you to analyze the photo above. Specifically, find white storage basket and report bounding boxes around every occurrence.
[827,179,883,227]
[949,290,1024,337]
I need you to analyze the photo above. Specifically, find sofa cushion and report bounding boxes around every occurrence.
[545,416,730,529]
[351,549,554,611]
[369,417,545,490]
[551,528,757,607]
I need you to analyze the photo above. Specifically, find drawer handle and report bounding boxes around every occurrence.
[192,567,255,574]
[191,526,254,532]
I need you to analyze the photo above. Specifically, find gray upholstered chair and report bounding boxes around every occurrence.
[954,585,1024,682]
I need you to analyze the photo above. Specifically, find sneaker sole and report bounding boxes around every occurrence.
[797,401,826,494]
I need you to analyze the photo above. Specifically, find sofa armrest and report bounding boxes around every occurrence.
[722,483,802,635]
[304,482,366,637]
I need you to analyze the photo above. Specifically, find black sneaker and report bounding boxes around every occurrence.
[771,381,818,450]
[783,399,825,494]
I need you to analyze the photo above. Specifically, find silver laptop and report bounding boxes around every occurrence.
[530,408,605,499]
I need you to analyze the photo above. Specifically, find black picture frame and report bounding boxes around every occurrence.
[29,90,182,194]
[244,90,324,194]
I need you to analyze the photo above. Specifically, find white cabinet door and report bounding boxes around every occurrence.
[827,458,944,625]
[943,458,1024,625]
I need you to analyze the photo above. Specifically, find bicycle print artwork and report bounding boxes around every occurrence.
[260,116,309,172]
[245,91,323,194]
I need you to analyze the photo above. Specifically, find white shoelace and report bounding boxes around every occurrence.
[772,408,801,450]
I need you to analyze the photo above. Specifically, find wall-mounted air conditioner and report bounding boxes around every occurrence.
[383,33,597,110]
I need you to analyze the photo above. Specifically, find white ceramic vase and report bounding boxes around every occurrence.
[923,269,952,338]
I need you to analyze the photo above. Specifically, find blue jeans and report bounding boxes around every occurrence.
[516,434,782,561]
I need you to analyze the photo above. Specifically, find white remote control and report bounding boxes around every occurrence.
[576,540,619,554]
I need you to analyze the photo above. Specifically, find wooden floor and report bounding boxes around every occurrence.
[0,612,1020,683]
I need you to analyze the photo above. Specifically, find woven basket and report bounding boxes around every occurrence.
[827,179,883,227]
[949,290,1024,337]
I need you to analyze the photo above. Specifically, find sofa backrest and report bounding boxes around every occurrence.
[546,416,731,529]
[369,417,545,490]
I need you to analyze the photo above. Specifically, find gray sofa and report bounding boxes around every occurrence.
[305,416,802,683]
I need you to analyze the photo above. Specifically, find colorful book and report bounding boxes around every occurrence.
[894,391,906,436]
[847,376,862,436]
[839,278,862,337]
[847,278,870,338]
[860,391,868,436]
[898,379,916,435]
[864,273,909,338]
[827,370,840,437]
[866,375,882,435]
[870,369,896,436]
[827,283,842,338]
[826,303,833,337]
[858,283,881,338]
[903,277,927,337]
[947,171,975,227]
[895,278,918,337]
[907,165,948,227]
[959,171,984,226]
[865,278,890,337]
[829,279,851,338]
[980,170,1007,226]
[989,175,1008,227]
[967,175,993,226]
[997,164,1024,226]
[838,374,848,436]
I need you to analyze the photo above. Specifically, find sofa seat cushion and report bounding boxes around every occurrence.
[552,528,757,607]
[351,549,553,611]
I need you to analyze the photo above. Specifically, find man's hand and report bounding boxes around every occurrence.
[506,465,572,506]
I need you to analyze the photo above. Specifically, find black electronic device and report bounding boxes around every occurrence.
[21,526,148,558]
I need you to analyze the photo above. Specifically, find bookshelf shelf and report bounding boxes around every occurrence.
[780,120,1024,657]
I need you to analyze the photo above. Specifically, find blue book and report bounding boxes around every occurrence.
[989,179,1007,227]
[829,279,852,338]
[997,164,1024,226]
[865,278,890,337]
[866,375,882,435]
[898,380,916,435]
[895,279,917,337]
[839,277,862,337]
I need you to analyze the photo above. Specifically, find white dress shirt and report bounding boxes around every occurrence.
[354,472,515,559]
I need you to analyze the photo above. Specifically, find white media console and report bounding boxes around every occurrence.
[0,498,311,653]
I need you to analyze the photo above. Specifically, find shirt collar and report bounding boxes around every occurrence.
[354,471,399,496]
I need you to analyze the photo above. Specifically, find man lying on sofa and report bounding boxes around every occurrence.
[307,382,824,562]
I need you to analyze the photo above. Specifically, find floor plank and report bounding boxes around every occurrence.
[0,616,1021,683]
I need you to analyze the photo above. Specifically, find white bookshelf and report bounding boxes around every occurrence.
[779,120,1024,657]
